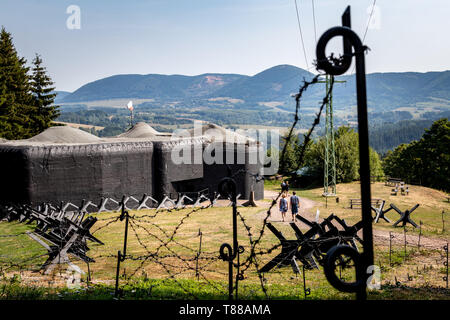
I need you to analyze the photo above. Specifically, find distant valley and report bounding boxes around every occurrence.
[56,64,450,154]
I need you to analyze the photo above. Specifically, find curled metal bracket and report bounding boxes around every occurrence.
[323,245,365,293]
[218,177,240,300]
[219,177,237,200]
[315,5,373,299]
[219,243,233,261]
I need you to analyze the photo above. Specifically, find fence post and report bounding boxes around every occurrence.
[86,261,91,286]
[235,245,245,300]
[315,5,373,300]
[218,177,239,300]
[196,228,202,281]
[444,243,448,289]
[418,221,422,250]
[403,226,407,260]
[389,232,394,267]
[302,265,311,299]
[114,197,130,298]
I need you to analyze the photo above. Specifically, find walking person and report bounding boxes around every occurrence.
[290,191,300,222]
[279,194,288,222]
[280,180,287,194]
[284,181,290,196]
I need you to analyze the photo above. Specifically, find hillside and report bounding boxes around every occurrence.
[211,64,314,101]
[56,65,450,147]
[62,65,450,115]
[63,73,247,102]
[53,91,71,103]
[368,119,435,155]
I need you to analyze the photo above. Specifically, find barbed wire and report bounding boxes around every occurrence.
[1,69,449,298]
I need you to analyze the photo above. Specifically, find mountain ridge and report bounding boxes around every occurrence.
[61,65,450,117]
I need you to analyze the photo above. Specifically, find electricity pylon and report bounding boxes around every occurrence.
[319,75,346,197]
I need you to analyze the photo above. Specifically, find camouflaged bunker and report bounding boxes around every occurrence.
[0,122,264,209]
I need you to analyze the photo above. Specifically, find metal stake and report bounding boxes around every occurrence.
[315,5,373,300]
[444,243,448,289]
[196,228,202,281]
[114,198,130,298]
[302,265,311,299]
[418,221,422,250]
[389,232,393,267]
[218,177,239,300]
[403,226,407,260]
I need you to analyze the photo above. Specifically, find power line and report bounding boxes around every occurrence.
[294,0,310,70]
[311,0,317,44]
[362,0,377,43]
[351,0,376,75]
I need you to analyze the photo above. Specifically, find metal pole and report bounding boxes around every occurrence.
[235,247,240,300]
[324,75,329,195]
[114,250,122,298]
[315,5,373,300]
[302,265,310,299]
[87,261,91,285]
[114,200,129,298]
[319,76,345,197]
[418,221,422,250]
[404,226,407,260]
[444,243,448,289]
[218,177,239,300]
[196,229,202,281]
[354,37,373,301]
[389,231,393,267]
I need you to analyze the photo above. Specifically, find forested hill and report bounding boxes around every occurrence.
[62,73,248,102]
[368,120,435,155]
[61,65,450,114]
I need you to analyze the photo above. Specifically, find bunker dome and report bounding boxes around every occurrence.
[0,122,264,208]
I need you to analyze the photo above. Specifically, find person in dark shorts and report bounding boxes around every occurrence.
[280,180,289,195]
[279,194,288,222]
[281,180,287,193]
[284,181,289,195]
[290,191,300,222]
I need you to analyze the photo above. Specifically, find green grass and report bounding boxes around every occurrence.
[265,180,450,239]
[1,275,448,300]
[1,181,449,300]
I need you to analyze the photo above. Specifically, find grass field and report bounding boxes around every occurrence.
[0,181,449,300]
[265,180,449,237]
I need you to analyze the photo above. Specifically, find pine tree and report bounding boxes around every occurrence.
[0,27,34,139]
[30,53,60,134]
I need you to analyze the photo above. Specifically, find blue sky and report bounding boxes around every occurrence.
[1,0,449,92]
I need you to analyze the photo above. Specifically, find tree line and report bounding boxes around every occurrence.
[276,119,449,193]
[0,27,59,140]
[382,118,449,191]
[278,126,384,186]
[368,119,434,155]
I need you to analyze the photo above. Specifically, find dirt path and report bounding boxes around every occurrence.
[373,228,448,250]
[259,189,448,250]
[258,190,319,227]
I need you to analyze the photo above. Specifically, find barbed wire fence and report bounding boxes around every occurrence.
[0,71,449,299]
[374,226,449,290]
